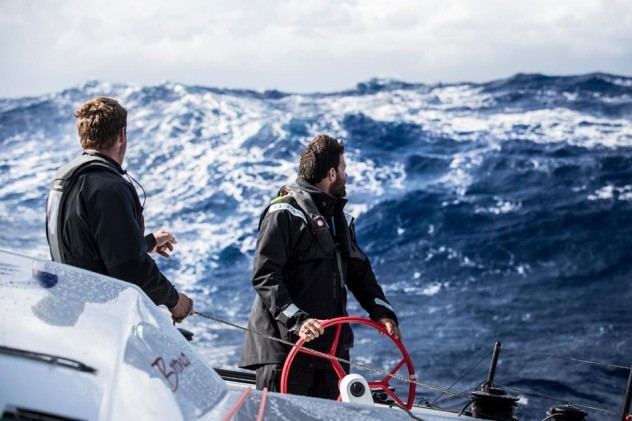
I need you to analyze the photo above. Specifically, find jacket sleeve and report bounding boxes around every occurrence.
[345,222,398,324]
[252,205,310,331]
[145,234,157,252]
[87,181,179,308]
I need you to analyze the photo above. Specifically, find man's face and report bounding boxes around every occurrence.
[329,154,347,198]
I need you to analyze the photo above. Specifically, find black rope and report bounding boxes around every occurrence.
[123,170,146,209]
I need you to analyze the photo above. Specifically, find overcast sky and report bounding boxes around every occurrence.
[1,0,631,98]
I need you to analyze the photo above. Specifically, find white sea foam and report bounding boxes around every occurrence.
[587,184,632,201]
[475,197,523,215]
[1,78,631,280]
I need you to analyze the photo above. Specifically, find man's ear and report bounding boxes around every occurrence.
[328,167,337,181]
[116,127,126,144]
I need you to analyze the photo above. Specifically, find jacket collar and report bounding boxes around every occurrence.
[82,150,125,174]
[294,177,347,216]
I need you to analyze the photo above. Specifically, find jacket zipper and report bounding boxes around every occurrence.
[334,249,345,302]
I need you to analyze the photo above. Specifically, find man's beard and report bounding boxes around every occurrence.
[329,177,346,198]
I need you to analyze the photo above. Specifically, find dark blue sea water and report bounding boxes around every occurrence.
[1,73,631,420]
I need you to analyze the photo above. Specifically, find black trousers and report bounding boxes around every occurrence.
[255,361,350,400]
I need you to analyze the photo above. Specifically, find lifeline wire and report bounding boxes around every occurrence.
[430,349,493,405]
[502,346,629,370]
[193,310,469,400]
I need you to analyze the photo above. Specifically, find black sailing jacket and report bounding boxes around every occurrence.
[46,152,179,308]
[239,178,397,369]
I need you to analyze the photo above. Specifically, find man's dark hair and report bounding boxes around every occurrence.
[75,97,127,150]
[298,134,345,184]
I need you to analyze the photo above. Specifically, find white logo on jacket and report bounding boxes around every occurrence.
[268,203,307,224]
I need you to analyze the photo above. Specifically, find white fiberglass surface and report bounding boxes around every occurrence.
[0,249,226,420]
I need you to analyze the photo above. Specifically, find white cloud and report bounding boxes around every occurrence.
[1,0,631,97]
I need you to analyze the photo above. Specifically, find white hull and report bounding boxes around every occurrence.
[0,249,486,420]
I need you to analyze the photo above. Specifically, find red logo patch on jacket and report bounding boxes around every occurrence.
[311,215,328,232]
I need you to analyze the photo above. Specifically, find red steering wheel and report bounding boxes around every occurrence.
[280,316,416,409]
